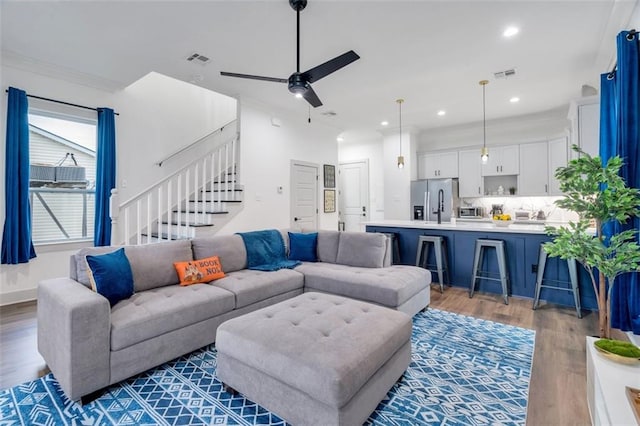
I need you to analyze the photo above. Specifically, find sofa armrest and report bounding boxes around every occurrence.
[37,277,111,401]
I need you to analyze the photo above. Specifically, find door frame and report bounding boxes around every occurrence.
[338,159,370,231]
[289,160,319,230]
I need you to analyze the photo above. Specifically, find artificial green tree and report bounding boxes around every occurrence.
[544,145,640,338]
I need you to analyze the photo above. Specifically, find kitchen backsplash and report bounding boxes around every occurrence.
[461,196,579,222]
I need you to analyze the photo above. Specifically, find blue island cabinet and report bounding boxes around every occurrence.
[366,225,597,310]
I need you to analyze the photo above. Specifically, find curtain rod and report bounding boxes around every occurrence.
[4,90,119,116]
[609,29,637,77]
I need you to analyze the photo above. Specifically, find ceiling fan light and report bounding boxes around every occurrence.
[294,93,303,99]
[397,155,405,169]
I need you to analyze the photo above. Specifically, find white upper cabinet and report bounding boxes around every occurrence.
[548,136,568,195]
[518,141,549,196]
[481,145,519,176]
[418,151,459,179]
[458,149,484,198]
[568,96,600,158]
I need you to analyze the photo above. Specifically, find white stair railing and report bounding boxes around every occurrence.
[110,134,238,245]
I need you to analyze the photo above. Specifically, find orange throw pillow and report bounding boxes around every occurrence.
[174,256,225,286]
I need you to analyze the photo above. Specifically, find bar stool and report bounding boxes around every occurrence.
[532,245,582,318]
[382,233,401,265]
[416,235,450,293]
[469,239,509,304]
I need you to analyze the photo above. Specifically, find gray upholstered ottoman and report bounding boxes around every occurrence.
[215,292,412,426]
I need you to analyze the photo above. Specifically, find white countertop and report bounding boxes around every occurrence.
[364,219,552,234]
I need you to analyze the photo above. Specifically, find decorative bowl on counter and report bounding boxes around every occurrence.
[492,214,513,227]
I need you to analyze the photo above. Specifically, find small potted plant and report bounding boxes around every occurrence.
[509,187,516,195]
[544,146,640,347]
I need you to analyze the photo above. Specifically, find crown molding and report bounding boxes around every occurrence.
[2,49,125,92]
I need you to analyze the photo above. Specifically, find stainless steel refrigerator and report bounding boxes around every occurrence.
[410,178,459,222]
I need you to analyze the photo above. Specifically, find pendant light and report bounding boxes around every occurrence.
[396,98,405,169]
[479,80,489,163]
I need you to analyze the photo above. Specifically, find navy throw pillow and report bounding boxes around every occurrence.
[288,232,318,262]
[85,248,134,307]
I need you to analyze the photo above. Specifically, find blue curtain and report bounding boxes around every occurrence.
[601,30,640,335]
[94,108,116,246]
[1,87,36,264]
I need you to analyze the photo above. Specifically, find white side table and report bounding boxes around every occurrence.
[586,336,640,425]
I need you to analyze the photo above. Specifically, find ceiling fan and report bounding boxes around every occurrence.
[220,0,360,108]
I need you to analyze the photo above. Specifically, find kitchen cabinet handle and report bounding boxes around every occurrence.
[496,166,499,173]
[545,184,548,193]
[478,186,481,194]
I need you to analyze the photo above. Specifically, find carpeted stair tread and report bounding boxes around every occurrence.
[172,209,230,214]
[160,221,214,228]
[141,232,190,241]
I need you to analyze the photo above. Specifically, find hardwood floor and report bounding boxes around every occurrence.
[0,288,628,425]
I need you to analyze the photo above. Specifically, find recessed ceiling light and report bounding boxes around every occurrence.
[510,97,520,103]
[337,136,344,142]
[437,110,446,116]
[503,26,519,38]
[381,121,389,126]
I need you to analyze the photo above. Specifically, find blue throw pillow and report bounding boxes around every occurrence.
[85,248,134,307]
[288,232,318,262]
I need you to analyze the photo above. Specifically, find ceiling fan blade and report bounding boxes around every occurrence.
[303,50,360,83]
[302,85,323,108]
[220,71,288,83]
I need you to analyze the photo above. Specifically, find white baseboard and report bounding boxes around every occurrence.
[0,288,37,306]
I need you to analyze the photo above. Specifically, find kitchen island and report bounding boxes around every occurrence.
[366,220,597,310]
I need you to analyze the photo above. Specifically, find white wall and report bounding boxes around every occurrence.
[383,130,415,220]
[338,136,385,221]
[417,106,570,152]
[116,72,237,202]
[217,99,340,233]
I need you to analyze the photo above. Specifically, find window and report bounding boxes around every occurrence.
[28,111,97,244]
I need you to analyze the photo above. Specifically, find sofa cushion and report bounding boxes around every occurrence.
[110,284,235,351]
[336,232,387,268]
[316,230,340,264]
[75,241,191,292]
[296,263,430,308]
[213,268,304,309]
[288,232,318,262]
[73,246,122,287]
[192,235,247,273]
[174,255,225,285]
[86,248,134,306]
[124,240,193,292]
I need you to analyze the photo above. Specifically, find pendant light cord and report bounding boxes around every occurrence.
[482,82,486,149]
[396,98,405,169]
[399,100,402,155]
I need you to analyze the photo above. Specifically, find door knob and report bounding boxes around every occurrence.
[294,217,299,222]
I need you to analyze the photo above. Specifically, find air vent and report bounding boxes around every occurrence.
[494,68,516,79]
[186,53,211,65]
[321,111,337,117]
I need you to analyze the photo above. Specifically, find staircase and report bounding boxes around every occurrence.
[110,125,242,245]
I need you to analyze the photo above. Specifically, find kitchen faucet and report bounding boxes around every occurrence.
[433,189,444,224]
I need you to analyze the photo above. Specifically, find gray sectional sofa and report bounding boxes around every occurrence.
[37,230,431,402]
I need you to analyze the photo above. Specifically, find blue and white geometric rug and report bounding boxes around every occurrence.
[0,309,535,426]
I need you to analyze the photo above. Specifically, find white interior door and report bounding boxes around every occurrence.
[290,162,318,231]
[338,160,369,231]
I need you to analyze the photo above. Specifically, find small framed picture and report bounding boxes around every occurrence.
[324,189,336,213]
[323,164,335,188]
